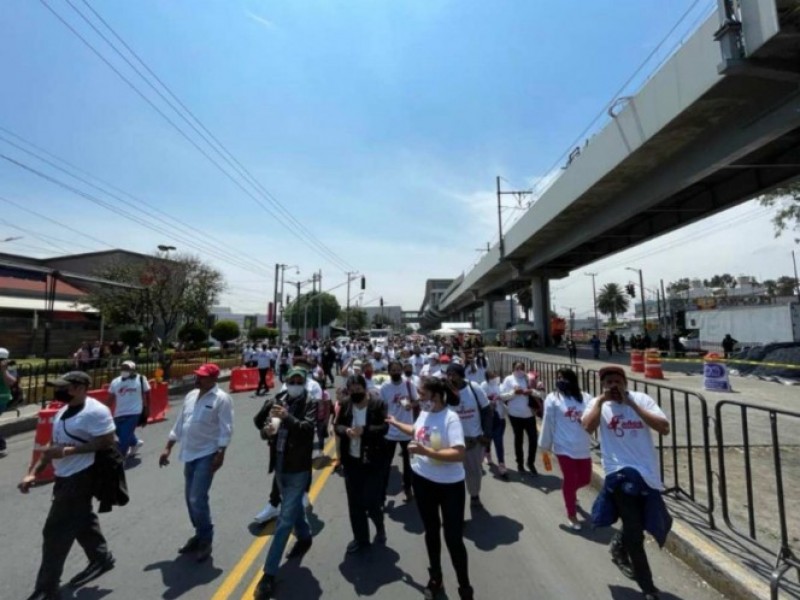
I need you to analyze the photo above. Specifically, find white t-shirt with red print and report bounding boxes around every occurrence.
[380,379,418,441]
[586,391,666,490]
[410,408,465,484]
[539,391,593,459]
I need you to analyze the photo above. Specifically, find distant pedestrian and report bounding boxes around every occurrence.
[590,335,601,359]
[254,367,318,599]
[159,363,233,563]
[538,368,593,529]
[721,334,738,359]
[386,377,474,600]
[619,334,627,353]
[581,366,671,600]
[566,338,578,362]
[19,371,117,599]
[0,347,17,453]
[108,360,150,460]
[605,335,614,357]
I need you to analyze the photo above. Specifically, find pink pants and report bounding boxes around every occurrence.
[556,454,592,519]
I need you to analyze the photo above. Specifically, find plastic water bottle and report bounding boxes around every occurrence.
[429,426,441,465]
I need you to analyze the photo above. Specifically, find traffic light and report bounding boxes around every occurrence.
[360,276,366,290]
[626,284,636,297]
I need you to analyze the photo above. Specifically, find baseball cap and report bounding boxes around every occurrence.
[121,360,136,370]
[286,366,308,380]
[598,365,627,381]
[49,371,92,387]
[0,347,9,359]
[352,359,363,368]
[194,363,221,378]
[429,352,439,361]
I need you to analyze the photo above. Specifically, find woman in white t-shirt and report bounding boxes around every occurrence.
[500,360,542,475]
[387,377,473,600]
[538,367,593,529]
[481,370,508,479]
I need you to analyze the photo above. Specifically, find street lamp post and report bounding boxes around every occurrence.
[278,265,299,344]
[626,267,647,335]
[584,272,599,336]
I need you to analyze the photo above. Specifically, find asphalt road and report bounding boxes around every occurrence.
[0,385,724,600]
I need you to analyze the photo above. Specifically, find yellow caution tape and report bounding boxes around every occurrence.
[659,357,800,369]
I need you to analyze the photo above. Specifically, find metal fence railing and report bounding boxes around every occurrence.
[715,400,800,600]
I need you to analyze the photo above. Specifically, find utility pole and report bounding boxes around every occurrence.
[496,176,533,261]
[584,272,599,336]
[344,271,359,332]
[272,263,279,329]
[793,250,800,302]
[317,270,322,340]
[661,278,671,338]
[626,267,647,335]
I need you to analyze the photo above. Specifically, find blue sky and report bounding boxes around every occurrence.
[0,0,796,321]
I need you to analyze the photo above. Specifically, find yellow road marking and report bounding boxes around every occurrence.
[210,437,337,600]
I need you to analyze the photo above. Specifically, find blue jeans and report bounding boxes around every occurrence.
[114,415,140,457]
[491,418,506,464]
[184,453,215,542]
[264,469,312,575]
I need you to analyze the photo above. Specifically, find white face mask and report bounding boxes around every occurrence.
[492,377,501,386]
[120,371,131,379]
[420,400,434,412]
[286,384,305,397]
[514,370,525,378]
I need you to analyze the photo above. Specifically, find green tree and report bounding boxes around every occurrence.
[597,283,630,322]
[119,329,142,349]
[83,253,225,345]
[760,182,800,243]
[776,275,798,296]
[178,322,207,348]
[667,278,692,296]
[249,326,278,341]
[338,307,368,331]
[703,273,737,288]
[284,292,341,329]
[211,320,240,344]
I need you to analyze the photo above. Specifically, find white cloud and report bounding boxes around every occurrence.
[245,10,277,31]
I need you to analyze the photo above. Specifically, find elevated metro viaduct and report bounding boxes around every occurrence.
[422,1,800,344]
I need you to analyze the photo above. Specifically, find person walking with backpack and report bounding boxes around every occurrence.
[108,360,150,461]
[538,367,593,529]
[18,371,117,600]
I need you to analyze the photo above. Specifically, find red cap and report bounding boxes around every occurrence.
[194,363,221,378]
[439,355,451,364]
[598,365,627,381]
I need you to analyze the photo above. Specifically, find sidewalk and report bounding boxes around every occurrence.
[491,347,799,600]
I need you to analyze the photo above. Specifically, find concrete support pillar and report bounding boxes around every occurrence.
[482,300,494,330]
[531,277,551,347]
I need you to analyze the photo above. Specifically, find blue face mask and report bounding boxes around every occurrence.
[555,381,570,394]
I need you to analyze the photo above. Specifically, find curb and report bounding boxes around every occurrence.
[0,375,231,440]
[587,463,765,600]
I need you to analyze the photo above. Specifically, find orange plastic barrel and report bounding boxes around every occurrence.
[630,350,645,373]
[644,348,664,379]
[29,401,65,484]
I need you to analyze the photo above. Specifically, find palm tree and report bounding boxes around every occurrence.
[597,283,630,323]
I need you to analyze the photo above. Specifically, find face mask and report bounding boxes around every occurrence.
[390,374,402,383]
[120,371,131,379]
[350,392,366,402]
[420,400,434,412]
[514,370,525,378]
[556,381,570,394]
[492,377,501,386]
[364,372,373,379]
[404,371,413,378]
[286,384,305,397]
[54,388,72,402]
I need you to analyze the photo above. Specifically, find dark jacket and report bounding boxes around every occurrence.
[334,398,388,466]
[591,467,672,547]
[254,390,318,474]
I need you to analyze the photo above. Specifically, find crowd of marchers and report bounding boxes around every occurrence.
[16,336,672,600]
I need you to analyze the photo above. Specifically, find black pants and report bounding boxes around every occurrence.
[508,415,538,468]
[412,472,470,589]
[279,363,289,382]
[322,364,335,385]
[611,488,656,593]
[256,368,269,394]
[343,459,384,545]
[382,440,412,500]
[35,469,109,594]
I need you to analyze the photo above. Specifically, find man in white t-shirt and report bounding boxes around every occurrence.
[446,364,491,509]
[19,371,117,598]
[582,365,670,600]
[108,360,150,460]
[409,348,426,375]
[255,344,272,396]
[370,350,388,373]
[380,361,419,503]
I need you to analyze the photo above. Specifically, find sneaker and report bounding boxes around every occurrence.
[68,553,115,587]
[610,553,636,580]
[178,536,200,554]
[404,487,414,503]
[470,495,483,508]
[302,492,311,511]
[25,591,61,600]
[567,519,582,531]
[254,573,275,599]
[423,568,444,600]
[458,585,475,600]
[527,461,538,476]
[346,540,369,554]
[643,592,661,600]
[129,439,144,457]
[373,528,387,545]
[253,503,280,524]
[195,540,213,563]
[286,537,312,558]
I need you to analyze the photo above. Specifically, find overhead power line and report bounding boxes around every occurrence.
[39,0,355,274]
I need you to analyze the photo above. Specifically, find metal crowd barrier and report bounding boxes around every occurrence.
[715,400,800,600]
